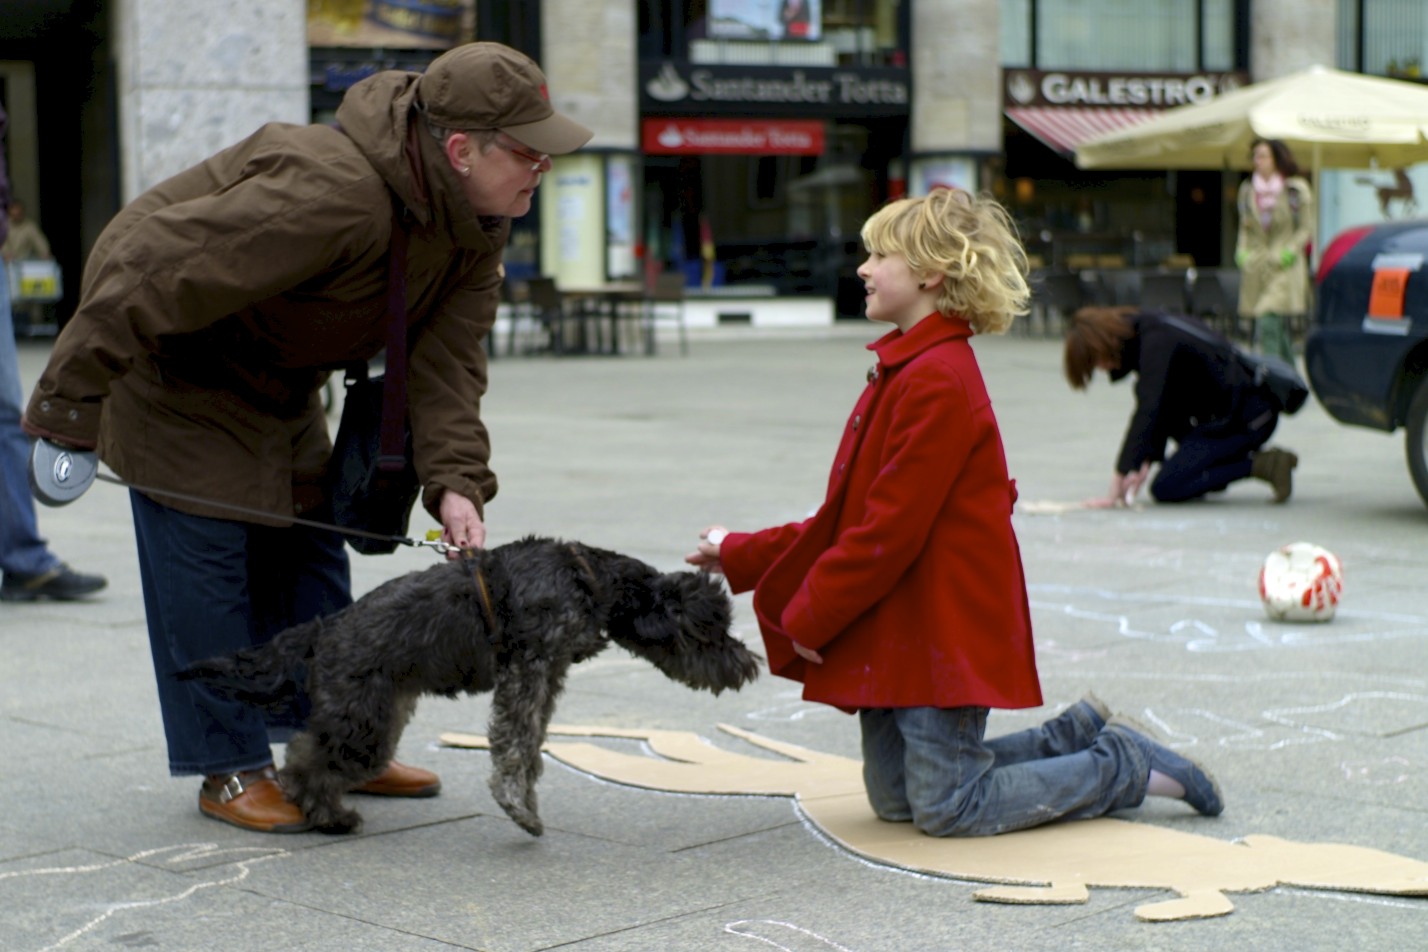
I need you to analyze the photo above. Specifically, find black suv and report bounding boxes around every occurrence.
[1306,220,1428,506]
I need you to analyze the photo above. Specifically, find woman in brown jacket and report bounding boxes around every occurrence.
[21,43,591,833]
[1235,138,1313,363]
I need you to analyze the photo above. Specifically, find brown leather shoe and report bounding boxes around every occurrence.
[351,760,442,798]
[199,766,312,833]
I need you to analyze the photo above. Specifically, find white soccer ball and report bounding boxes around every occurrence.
[1259,542,1344,622]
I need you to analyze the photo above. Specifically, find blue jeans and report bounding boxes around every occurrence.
[860,704,1148,837]
[1151,391,1278,502]
[0,265,61,579]
[130,490,352,776]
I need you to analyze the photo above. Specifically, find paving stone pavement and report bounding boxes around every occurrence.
[3,323,1426,951]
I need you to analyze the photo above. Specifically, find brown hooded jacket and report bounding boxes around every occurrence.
[24,68,508,526]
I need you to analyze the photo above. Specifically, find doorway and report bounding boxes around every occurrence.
[1,0,118,329]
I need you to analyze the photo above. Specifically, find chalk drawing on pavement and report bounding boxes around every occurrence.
[1028,583,1427,655]
[0,843,287,952]
[725,919,857,951]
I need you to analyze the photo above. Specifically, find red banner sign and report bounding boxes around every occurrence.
[642,118,825,155]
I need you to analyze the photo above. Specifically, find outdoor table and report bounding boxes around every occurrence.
[559,281,646,355]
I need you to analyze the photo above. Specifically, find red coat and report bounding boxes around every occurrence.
[721,315,1042,712]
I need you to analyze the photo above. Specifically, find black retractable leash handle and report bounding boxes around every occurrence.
[29,438,100,506]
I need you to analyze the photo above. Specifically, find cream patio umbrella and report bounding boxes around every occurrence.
[1075,64,1428,173]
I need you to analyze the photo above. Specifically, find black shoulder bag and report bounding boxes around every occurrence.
[326,206,421,554]
[1161,314,1310,416]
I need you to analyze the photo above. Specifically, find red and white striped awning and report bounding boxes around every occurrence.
[1006,106,1160,156]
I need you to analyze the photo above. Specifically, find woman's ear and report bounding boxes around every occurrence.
[444,131,473,176]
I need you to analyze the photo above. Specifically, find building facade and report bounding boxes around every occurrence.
[2,1,1421,324]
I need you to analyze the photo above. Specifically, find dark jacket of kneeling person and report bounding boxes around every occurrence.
[1066,306,1285,504]
[1111,311,1261,476]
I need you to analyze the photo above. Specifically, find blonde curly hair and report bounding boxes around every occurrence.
[859,188,1030,335]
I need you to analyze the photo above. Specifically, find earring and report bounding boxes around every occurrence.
[918,282,926,289]
[460,166,470,176]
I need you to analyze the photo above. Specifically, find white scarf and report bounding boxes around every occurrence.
[1252,171,1284,228]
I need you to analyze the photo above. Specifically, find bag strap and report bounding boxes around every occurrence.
[1287,181,1303,233]
[1158,313,1229,351]
[1156,313,1258,421]
[378,203,410,474]
[331,119,411,475]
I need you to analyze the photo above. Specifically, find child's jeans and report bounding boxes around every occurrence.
[859,704,1149,837]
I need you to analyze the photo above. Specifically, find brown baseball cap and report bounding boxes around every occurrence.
[416,42,592,155]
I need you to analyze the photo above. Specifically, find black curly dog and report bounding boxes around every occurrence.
[180,536,759,835]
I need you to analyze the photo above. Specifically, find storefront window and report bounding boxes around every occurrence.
[671,0,904,67]
[606,155,638,279]
[639,1,909,311]
[1040,0,1194,69]
[1002,0,1031,67]
[1340,0,1428,77]
[1337,0,1361,70]
[1201,0,1234,70]
[1002,0,1236,71]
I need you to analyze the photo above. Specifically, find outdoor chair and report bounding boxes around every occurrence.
[1027,270,1083,338]
[1096,269,1141,306]
[1191,268,1245,341]
[641,272,688,356]
[507,276,572,355]
[1140,270,1190,314]
[1190,269,1233,339]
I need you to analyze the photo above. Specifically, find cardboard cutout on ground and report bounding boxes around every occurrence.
[441,724,1428,922]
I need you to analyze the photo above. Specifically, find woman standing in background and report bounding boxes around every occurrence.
[1235,138,1313,363]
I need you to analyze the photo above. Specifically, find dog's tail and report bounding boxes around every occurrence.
[174,614,328,709]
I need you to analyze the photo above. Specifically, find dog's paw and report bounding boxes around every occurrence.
[310,805,364,835]
[490,778,544,836]
[494,794,544,836]
[509,809,544,837]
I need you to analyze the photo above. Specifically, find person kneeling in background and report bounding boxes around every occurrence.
[1064,305,1299,507]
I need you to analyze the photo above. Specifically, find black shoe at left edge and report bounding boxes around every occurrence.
[0,564,108,602]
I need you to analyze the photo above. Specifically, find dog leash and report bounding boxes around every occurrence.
[92,472,452,555]
[457,548,500,639]
[90,471,498,619]
[567,545,602,604]
[92,466,504,648]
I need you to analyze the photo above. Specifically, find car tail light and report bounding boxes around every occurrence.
[1316,224,1375,285]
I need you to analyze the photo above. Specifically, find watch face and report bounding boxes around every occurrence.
[705,528,728,545]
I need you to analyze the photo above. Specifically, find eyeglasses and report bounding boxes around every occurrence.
[496,137,552,172]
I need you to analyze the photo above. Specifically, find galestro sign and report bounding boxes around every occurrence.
[1004,69,1248,109]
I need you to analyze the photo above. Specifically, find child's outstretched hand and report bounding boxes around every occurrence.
[686,525,728,574]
